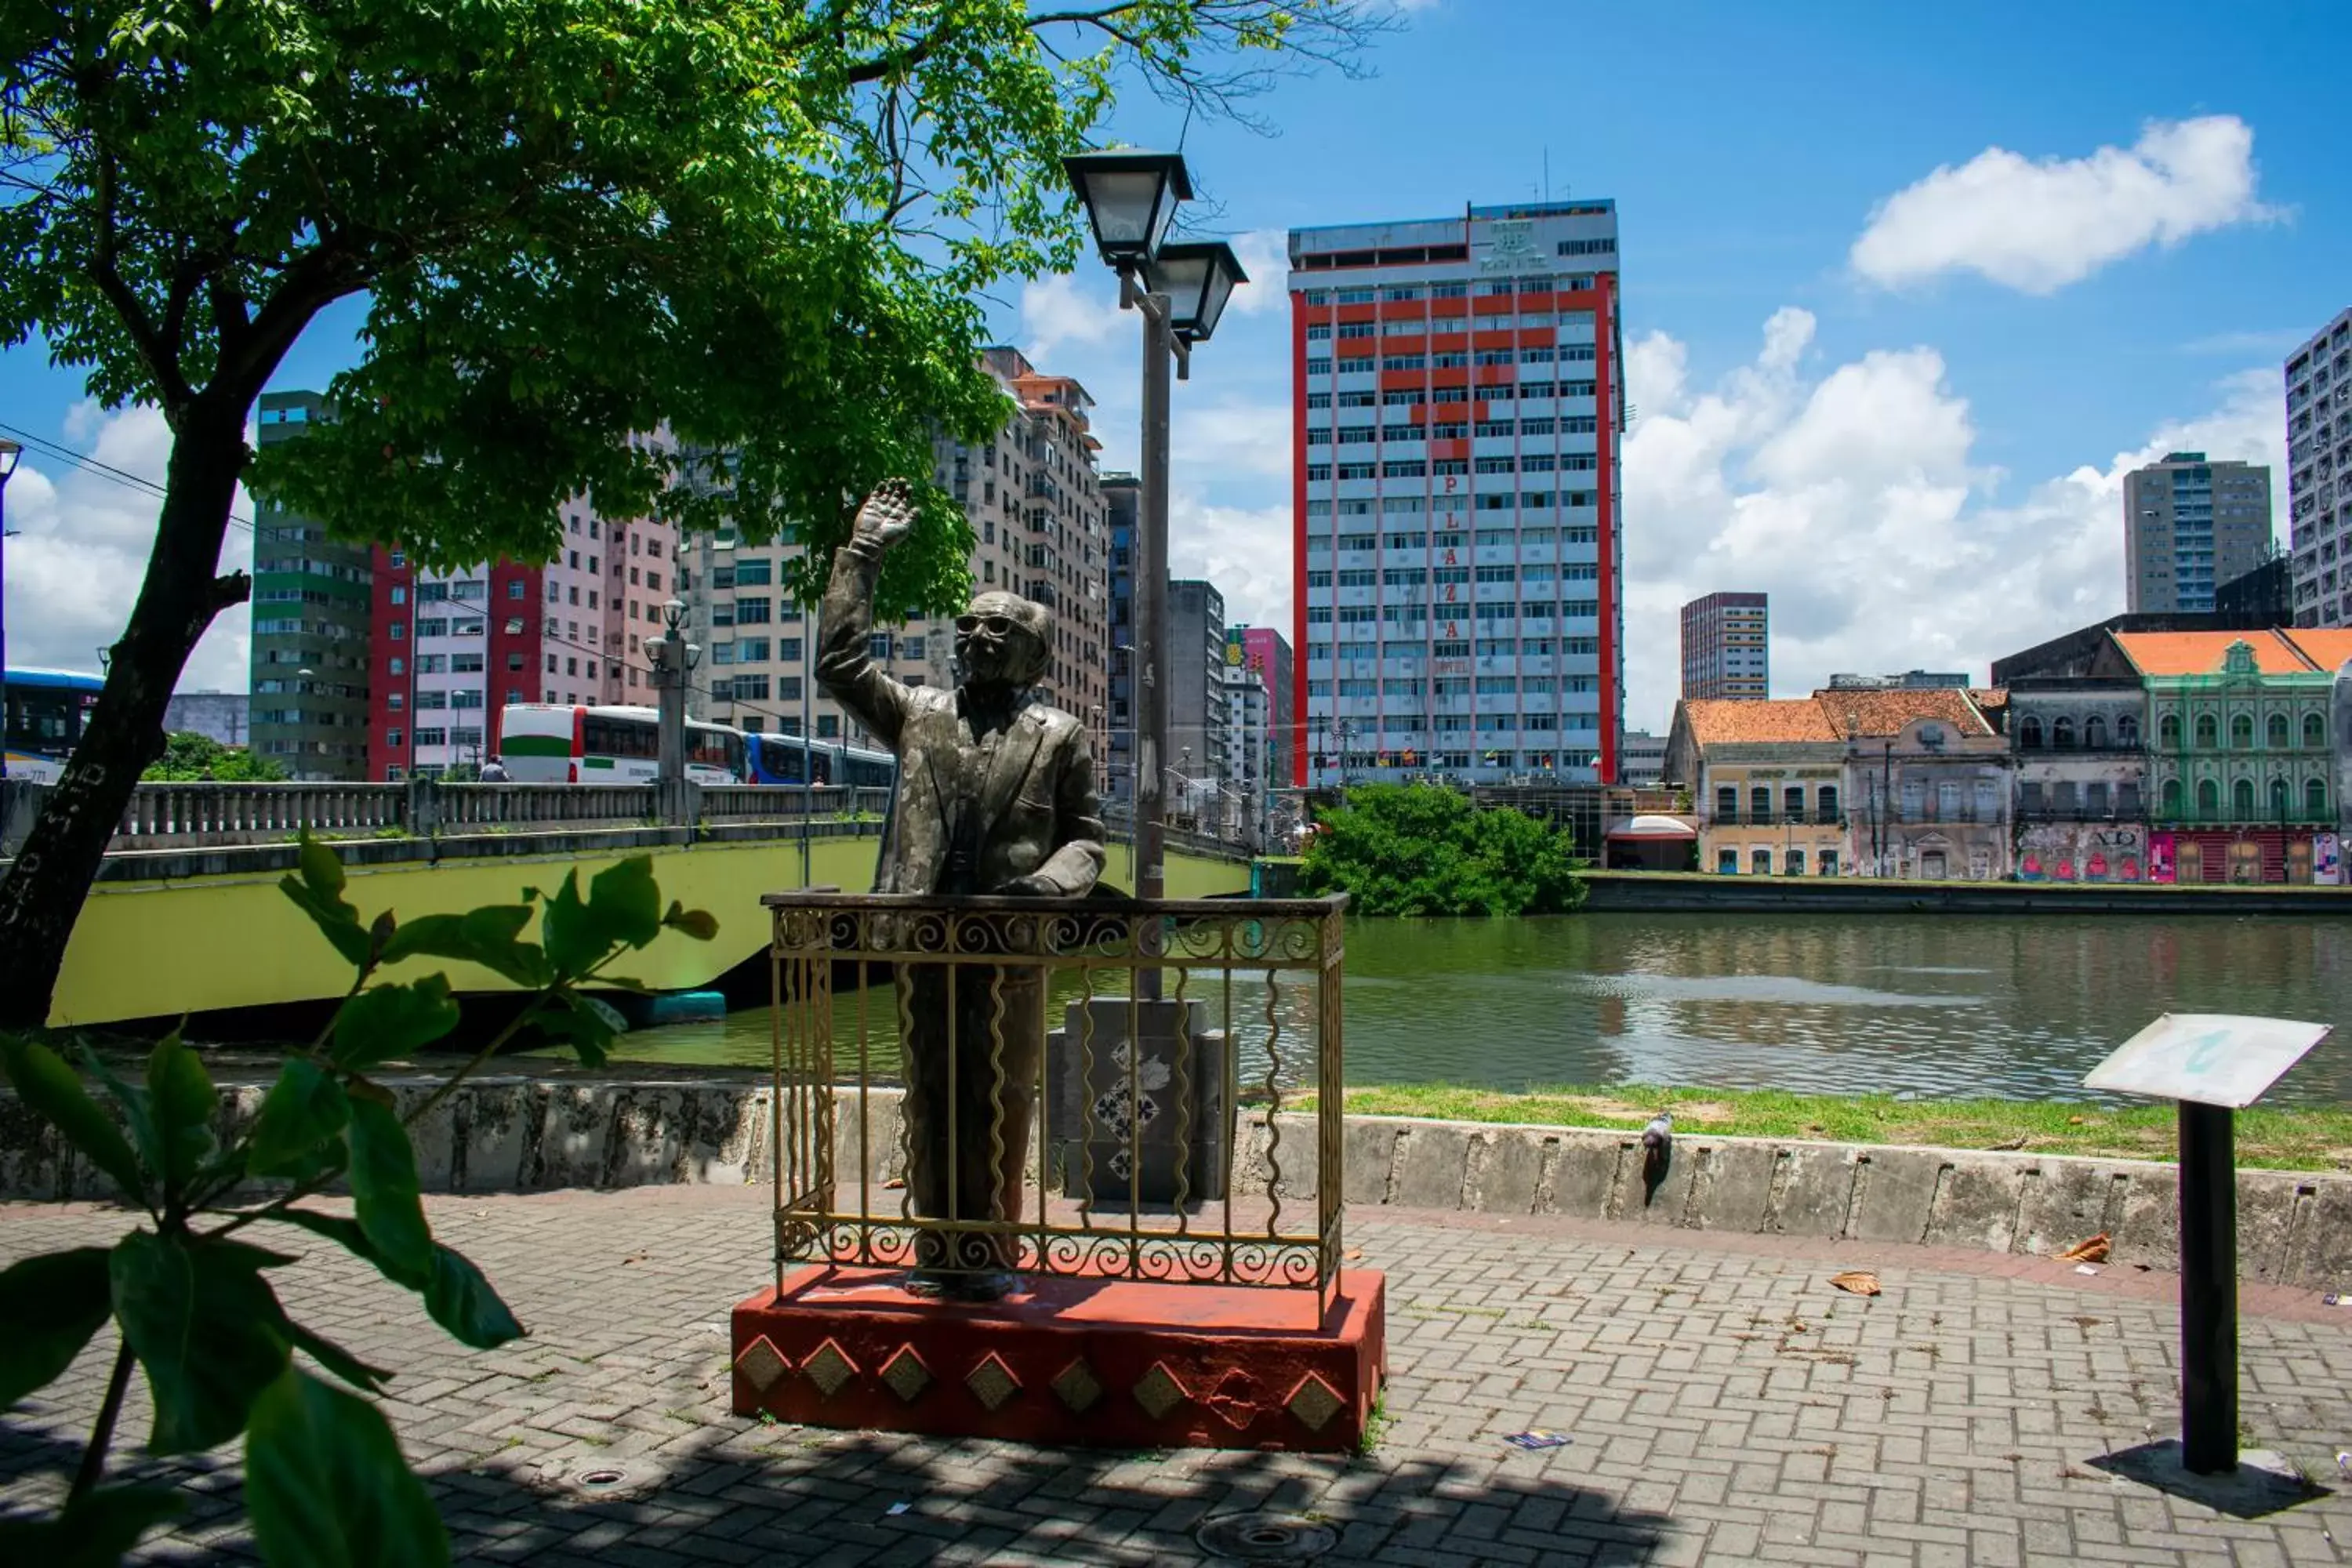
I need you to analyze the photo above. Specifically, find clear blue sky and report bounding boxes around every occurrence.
[5,0,2346,720]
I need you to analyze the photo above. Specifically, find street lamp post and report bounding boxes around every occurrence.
[0,438,21,782]
[644,595,700,827]
[1063,151,1247,927]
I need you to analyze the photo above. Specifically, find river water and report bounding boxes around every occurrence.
[603,913,2352,1107]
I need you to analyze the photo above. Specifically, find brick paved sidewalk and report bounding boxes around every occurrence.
[4,1185,2349,1566]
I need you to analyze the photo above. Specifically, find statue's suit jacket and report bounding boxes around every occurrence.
[816,538,1107,898]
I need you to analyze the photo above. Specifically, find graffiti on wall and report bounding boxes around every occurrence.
[2015,822,2147,884]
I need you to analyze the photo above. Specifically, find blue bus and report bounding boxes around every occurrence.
[745,731,897,790]
[2,667,104,783]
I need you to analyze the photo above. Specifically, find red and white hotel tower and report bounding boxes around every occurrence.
[1287,200,1624,787]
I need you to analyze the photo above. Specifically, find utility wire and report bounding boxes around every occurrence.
[0,418,261,535]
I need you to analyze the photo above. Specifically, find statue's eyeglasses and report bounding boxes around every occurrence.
[955,614,1020,637]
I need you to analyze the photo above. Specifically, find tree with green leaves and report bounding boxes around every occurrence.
[1298,784,1586,917]
[0,0,1387,1029]
[0,837,718,1563]
[141,731,285,782]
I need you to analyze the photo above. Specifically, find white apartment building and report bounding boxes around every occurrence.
[1288,198,1627,786]
[2288,308,2352,627]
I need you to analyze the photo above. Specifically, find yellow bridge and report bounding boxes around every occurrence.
[11,781,1250,1028]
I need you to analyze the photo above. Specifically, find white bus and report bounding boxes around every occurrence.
[495,704,746,785]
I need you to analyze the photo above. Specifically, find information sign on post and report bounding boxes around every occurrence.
[2082,1014,2333,1477]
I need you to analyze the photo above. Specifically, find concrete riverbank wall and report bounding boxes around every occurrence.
[5,1076,2346,1290]
[1576,869,2352,915]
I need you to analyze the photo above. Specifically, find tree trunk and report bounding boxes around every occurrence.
[0,403,250,1031]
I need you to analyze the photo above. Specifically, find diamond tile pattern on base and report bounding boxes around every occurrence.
[1285,1370,1345,1432]
[1050,1356,1103,1414]
[964,1351,1020,1413]
[800,1338,857,1399]
[878,1345,931,1404]
[1133,1360,1188,1420]
[733,1335,788,1393]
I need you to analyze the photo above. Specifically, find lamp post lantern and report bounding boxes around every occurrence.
[1061,151,1249,932]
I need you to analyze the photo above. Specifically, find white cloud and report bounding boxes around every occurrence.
[1168,488,1291,635]
[2,403,253,692]
[1851,115,2275,294]
[1620,311,2284,732]
[1223,228,1288,318]
[1017,271,1124,361]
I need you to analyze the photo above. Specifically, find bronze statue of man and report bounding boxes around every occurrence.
[817,478,1106,1301]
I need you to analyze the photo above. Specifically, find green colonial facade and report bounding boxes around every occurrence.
[2140,640,2333,827]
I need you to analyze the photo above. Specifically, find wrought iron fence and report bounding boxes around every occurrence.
[765,890,1348,1309]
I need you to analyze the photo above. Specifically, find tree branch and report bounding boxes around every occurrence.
[88,151,194,413]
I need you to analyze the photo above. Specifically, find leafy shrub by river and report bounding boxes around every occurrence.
[1299,785,1584,916]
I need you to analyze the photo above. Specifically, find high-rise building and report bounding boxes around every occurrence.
[684,347,1109,750]
[2285,309,2351,627]
[367,499,678,779]
[1239,626,1295,793]
[1221,630,1269,848]
[1288,198,1624,786]
[1169,579,1230,806]
[2124,451,2274,615]
[1103,474,1138,805]
[1679,592,1769,701]
[1617,728,1667,786]
[249,390,372,780]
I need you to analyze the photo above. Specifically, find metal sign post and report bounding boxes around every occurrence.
[2083,1014,2332,1477]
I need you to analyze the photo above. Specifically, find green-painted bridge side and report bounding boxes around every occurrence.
[48,835,1248,1027]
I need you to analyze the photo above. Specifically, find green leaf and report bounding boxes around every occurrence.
[281,874,373,967]
[0,1484,183,1566]
[536,870,606,978]
[0,1248,115,1408]
[111,1232,293,1454]
[376,913,470,964]
[423,1247,526,1350]
[346,1102,433,1287]
[281,836,369,967]
[249,1060,352,1178]
[330,978,460,1071]
[532,993,616,1069]
[267,1211,524,1351]
[146,1031,219,1200]
[77,1046,160,1187]
[286,1320,392,1396]
[587,857,662,948]
[245,1367,450,1568]
[662,902,720,942]
[298,833,349,902]
[0,1038,145,1200]
[378,904,538,980]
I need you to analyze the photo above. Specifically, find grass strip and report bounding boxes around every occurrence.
[1306,1083,2352,1173]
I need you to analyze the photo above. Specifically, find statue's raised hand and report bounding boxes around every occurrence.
[854,478,918,550]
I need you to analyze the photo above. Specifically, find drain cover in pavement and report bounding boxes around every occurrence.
[1196,1512,1338,1562]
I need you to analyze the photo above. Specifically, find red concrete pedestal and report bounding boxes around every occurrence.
[730,1266,1385,1452]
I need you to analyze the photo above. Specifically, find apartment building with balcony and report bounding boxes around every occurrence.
[249,391,372,780]
[2286,308,2351,627]
[684,348,1109,748]
[368,499,678,780]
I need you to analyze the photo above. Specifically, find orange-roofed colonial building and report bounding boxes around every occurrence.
[2106,631,2340,883]
[1666,688,2012,880]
